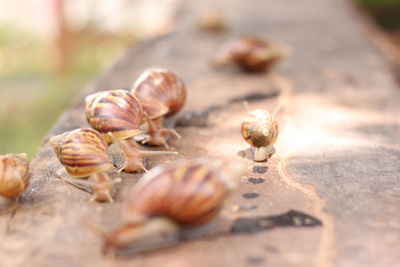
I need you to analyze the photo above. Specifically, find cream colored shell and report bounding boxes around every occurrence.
[0,153,29,198]
[241,109,278,147]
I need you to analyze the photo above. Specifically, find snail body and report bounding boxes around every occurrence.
[131,68,186,147]
[85,89,177,173]
[104,159,237,255]
[241,109,279,162]
[0,153,29,211]
[214,37,286,73]
[50,128,118,202]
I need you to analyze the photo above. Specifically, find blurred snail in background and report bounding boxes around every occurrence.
[85,89,177,173]
[131,68,186,148]
[198,9,226,32]
[214,37,287,73]
[103,158,240,255]
[50,128,119,202]
[0,153,29,211]
[242,109,279,162]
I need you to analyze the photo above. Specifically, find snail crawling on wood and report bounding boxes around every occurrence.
[131,68,186,148]
[103,158,240,256]
[241,109,279,162]
[85,89,177,173]
[50,128,119,203]
[198,9,226,32]
[214,36,287,73]
[0,153,29,211]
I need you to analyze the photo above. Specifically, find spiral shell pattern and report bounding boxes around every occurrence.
[0,153,29,198]
[50,128,112,178]
[85,90,144,141]
[241,109,279,147]
[131,68,186,118]
[126,159,232,226]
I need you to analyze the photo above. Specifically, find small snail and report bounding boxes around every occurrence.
[85,89,177,172]
[131,68,186,148]
[0,153,29,211]
[214,37,286,73]
[50,128,119,202]
[103,158,238,255]
[198,10,226,32]
[241,109,279,162]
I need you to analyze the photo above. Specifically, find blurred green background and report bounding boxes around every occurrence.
[0,0,176,158]
[0,0,399,159]
[0,26,131,157]
[358,0,400,31]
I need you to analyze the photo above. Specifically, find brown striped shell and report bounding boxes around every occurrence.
[131,68,186,119]
[215,37,284,72]
[85,90,144,142]
[125,159,234,226]
[0,153,29,198]
[50,128,112,178]
[241,109,279,147]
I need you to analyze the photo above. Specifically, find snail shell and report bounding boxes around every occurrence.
[131,68,186,119]
[0,153,29,198]
[85,90,144,142]
[215,37,285,72]
[103,158,240,255]
[242,109,278,148]
[50,128,112,178]
[125,159,234,226]
[198,10,226,32]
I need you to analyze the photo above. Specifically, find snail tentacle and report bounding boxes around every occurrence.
[112,134,177,173]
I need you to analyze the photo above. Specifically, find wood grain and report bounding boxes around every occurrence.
[1,0,399,266]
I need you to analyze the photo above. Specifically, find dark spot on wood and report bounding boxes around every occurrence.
[232,210,322,234]
[243,193,260,199]
[237,149,256,161]
[238,205,258,212]
[246,256,265,265]
[264,245,279,253]
[252,166,268,173]
[176,110,211,127]
[229,91,280,104]
[247,178,265,184]
[264,245,279,254]
[176,91,279,127]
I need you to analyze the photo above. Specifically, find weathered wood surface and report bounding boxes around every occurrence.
[1,0,400,266]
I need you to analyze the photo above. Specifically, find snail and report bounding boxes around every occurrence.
[198,9,226,32]
[214,37,287,73]
[131,68,186,148]
[103,158,239,255]
[85,89,177,172]
[0,153,29,211]
[50,128,119,202]
[241,109,279,162]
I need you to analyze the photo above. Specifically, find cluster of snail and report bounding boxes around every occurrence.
[51,68,186,203]
[0,36,283,255]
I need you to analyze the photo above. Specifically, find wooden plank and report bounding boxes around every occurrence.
[1,0,400,267]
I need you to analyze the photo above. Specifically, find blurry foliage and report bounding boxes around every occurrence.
[358,0,400,31]
[0,25,132,158]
